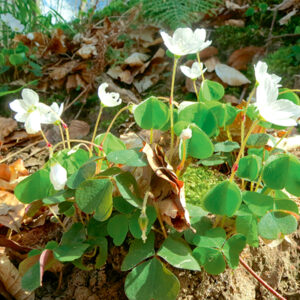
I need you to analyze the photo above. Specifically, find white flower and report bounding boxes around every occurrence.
[1,13,24,32]
[9,89,52,134]
[160,28,212,56]
[98,83,122,107]
[180,62,206,80]
[26,32,34,40]
[42,102,64,124]
[256,76,300,127]
[180,128,192,140]
[254,61,281,87]
[50,163,67,191]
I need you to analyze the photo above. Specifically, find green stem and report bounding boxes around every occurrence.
[176,139,186,177]
[100,105,130,147]
[196,53,205,82]
[269,127,293,154]
[193,80,198,98]
[170,57,179,150]
[229,119,259,182]
[279,89,300,95]
[58,123,66,149]
[91,104,104,145]
[150,128,153,144]
[40,128,53,157]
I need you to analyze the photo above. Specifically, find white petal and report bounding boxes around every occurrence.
[194,28,206,42]
[102,93,122,107]
[21,88,39,106]
[160,31,181,55]
[254,61,268,83]
[9,99,27,113]
[180,65,193,78]
[25,110,41,134]
[50,163,67,191]
[98,83,109,101]
[256,76,278,106]
[215,63,250,86]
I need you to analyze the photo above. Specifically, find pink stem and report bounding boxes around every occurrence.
[239,258,286,300]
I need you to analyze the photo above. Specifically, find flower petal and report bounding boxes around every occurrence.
[21,88,39,106]
[98,83,109,102]
[9,99,27,113]
[50,163,67,191]
[25,110,41,134]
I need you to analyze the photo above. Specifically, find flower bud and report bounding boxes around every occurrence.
[138,212,149,243]
[180,128,192,140]
[50,163,67,191]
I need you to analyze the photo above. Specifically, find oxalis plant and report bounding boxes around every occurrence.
[6,27,300,300]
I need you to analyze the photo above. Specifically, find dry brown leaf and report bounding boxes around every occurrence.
[275,0,299,10]
[77,44,97,59]
[45,28,67,55]
[199,46,218,60]
[0,251,34,300]
[69,120,90,139]
[215,63,250,86]
[224,19,245,27]
[204,56,220,72]
[124,52,150,67]
[225,1,249,10]
[0,191,26,232]
[0,118,17,142]
[142,143,192,232]
[0,159,28,182]
[228,46,265,70]
[279,8,298,25]
[49,60,79,81]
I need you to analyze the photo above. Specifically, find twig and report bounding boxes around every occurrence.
[64,86,89,111]
[267,33,300,41]
[239,258,286,300]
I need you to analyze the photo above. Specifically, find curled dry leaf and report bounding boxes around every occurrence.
[228,46,265,70]
[77,44,98,59]
[0,251,34,300]
[124,52,150,67]
[215,63,250,86]
[142,143,192,232]
[0,118,17,142]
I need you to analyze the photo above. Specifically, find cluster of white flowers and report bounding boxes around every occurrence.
[254,61,300,127]
[160,28,211,81]
[9,89,63,134]
[1,13,24,33]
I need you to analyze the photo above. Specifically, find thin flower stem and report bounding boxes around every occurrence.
[150,128,153,144]
[254,148,266,192]
[176,139,186,177]
[269,127,293,154]
[64,125,71,149]
[279,89,300,95]
[193,80,198,97]
[170,57,179,150]
[58,124,66,149]
[196,53,205,82]
[48,206,66,231]
[40,129,53,157]
[100,105,130,147]
[153,202,168,239]
[229,119,259,182]
[226,127,232,141]
[239,258,286,300]
[51,139,102,153]
[91,104,104,145]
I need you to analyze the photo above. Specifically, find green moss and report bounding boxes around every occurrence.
[182,166,225,207]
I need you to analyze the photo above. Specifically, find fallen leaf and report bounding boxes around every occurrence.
[275,0,298,10]
[124,52,150,67]
[0,118,17,142]
[215,63,250,86]
[279,9,298,25]
[77,44,98,59]
[49,61,79,81]
[228,46,265,70]
[224,19,245,27]
[199,46,218,60]
[142,143,192,232]
[225,1,249,10]
[204,56,220,72]
[0,251,34,300]
[69,120,90,139]
[0,191,26,232]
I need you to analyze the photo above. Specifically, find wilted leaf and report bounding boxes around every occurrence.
[215,63,250,86]
[0,252,34,300]
[142,143,192,232]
